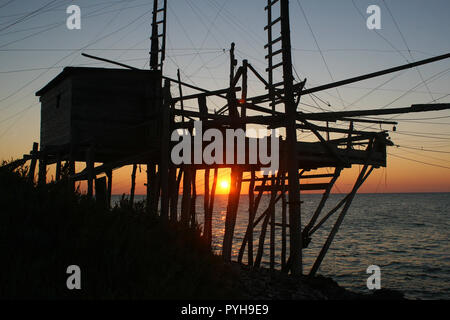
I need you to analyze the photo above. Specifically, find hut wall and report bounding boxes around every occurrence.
[38,68,162,160]
[39,78,72,148]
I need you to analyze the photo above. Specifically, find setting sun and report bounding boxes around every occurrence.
[219,179,230,191]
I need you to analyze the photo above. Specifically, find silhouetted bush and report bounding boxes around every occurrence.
[0,164,242,299]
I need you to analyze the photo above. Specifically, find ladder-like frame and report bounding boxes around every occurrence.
[150,0,167,71]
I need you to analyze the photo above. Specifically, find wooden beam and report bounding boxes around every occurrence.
[255,183,330,191]
[301,103,450,121]
[172,87,241,102]
[247,53,450,104]
[300,53,450,95]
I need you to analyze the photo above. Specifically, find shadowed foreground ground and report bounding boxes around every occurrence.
[0,163,404,300]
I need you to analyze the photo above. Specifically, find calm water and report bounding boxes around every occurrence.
[113,193,450,300]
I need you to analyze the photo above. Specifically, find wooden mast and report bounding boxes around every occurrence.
[279,0,303,276]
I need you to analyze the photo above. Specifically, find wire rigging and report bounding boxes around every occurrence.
[382,0,435,101]
[0,0,60,33]
[296,0,346,109]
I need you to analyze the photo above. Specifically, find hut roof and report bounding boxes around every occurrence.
[35,67,154,97]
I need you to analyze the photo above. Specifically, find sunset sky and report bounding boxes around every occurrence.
[0,0,449,194]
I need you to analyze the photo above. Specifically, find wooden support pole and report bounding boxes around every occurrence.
[254,174,279,268]
[86,146,94,198]
[180,165,192,228]
[160,79,171,222]
[171,167,183,221]
[309,166,373,236]
[68,148,75,193]
[177,69,185,123]
[347,122,354,150]
[55,152,61,182]
[146,163,159,215]
[248,170,256,266]
[238,175,268,263]
[280,0,303,275]
[309,165,374,277]
[149,0,159,70]
[205,167,218,247]
[130,164,137,206]
[153,167,160,214]
[222,167,243,262]
[304,168,342,233]
[229,42,237,86]
[190,169,197,227]
[203,168,211,243]
[37,147,47,186]
[269,175,276,271]
[28,142,38,184]
[254,202,271,268]
[106,169,112,209]
[281,173,287,270]
[240,59,248,118]
[222,42,243,261]
[146,162,152,214]
[169,165,178,222]
[326,121,330,141]
[95,176,107,209]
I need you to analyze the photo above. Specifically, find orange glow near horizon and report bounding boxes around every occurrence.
[64,159,450,197]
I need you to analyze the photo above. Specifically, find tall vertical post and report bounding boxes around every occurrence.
[150,0,160,70]
[160,79,171,222]
[229,42,236,86]
[95,177,107,209]
[280,0,302,275]
[205,168,218,247]
[37,147,47,186]
[240,59,248,118]
[169,166,178,222]
[180,165,192,227]
[146,163,152,213]
[247,169,256,266]
[106,169,112,209]
[203,168,210,240]
[190,169,197,227]
[130,164,137,205]
[68,146,75,193]
[55,152,62,182]
[222,43,244,262]
[177,69,185,124]
[86,146,94,198]
[28,142,39,184]
[150,0,167,72]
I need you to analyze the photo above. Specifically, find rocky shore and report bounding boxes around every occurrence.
[229,262,406,300]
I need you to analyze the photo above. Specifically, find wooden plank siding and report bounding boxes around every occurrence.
[36,67,162,162]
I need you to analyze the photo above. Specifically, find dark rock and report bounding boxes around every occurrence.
[229,262,407,300]
[369,288,406,300]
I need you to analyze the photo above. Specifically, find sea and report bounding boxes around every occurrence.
[112,193,450,300]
